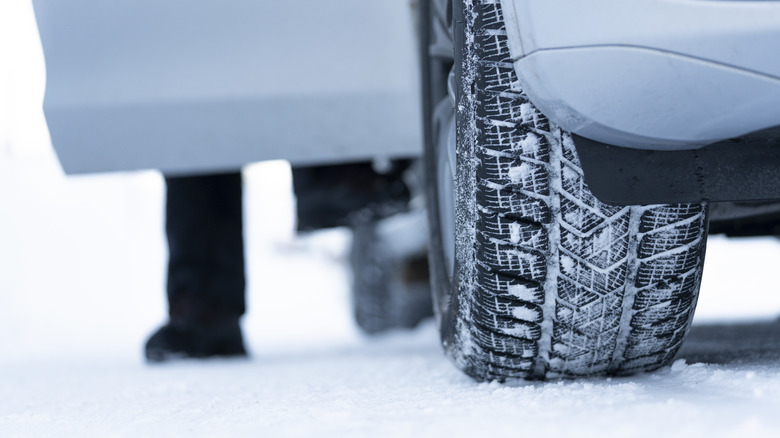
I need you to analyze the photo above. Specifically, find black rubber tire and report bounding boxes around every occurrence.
[422,0,710,380]
[350,216,434,335]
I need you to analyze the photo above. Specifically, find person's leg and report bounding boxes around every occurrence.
[145,171,247,362]
[292,161,412,230]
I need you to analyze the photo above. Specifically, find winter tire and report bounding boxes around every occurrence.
[421,0,710,380]
[350,212,434,335]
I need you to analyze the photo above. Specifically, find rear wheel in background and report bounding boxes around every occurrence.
[350,210,433,334]
[292,161,434,334]
[422,0,710,380]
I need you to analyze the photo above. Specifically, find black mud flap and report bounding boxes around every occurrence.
[574,128,780,206]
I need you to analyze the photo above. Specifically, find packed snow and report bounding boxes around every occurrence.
[4,156,780,438]
[5,1,780,437]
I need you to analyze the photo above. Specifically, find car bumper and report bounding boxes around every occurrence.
[500,0,780,150]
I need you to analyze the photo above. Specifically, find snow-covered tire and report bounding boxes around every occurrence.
[350,214,433,335]
[422,0,710,380]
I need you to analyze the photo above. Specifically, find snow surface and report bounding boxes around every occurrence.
[5,1,780,437]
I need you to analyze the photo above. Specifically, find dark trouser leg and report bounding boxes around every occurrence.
[145,171,247,362]
[292,161,412,231]
[165,172,245,320]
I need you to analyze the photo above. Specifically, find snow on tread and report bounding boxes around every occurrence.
[452,0,709,380]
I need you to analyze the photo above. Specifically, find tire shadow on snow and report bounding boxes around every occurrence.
[678,317,780,366]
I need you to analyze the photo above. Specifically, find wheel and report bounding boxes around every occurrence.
[350,210,433,334]
[292,160,433,334]
[422,0,710,380]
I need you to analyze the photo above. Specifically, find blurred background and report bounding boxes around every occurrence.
[0,0,361,365]
[3,0,780,367]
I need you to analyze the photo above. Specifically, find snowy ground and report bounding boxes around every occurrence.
[5,1,780,437]
[4,156,780,438]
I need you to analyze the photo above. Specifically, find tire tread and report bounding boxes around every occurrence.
[451,0,708,380]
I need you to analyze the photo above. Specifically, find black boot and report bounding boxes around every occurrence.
[145,172,247,362]
[145,313,246,361]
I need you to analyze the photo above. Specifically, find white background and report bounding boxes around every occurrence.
[4,1,780,437]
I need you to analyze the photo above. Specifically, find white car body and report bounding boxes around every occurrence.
[33,0,421,175]
[500,0,780,150]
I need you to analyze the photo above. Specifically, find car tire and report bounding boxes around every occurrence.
[350,211,434,335]
[422,0,710,380]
